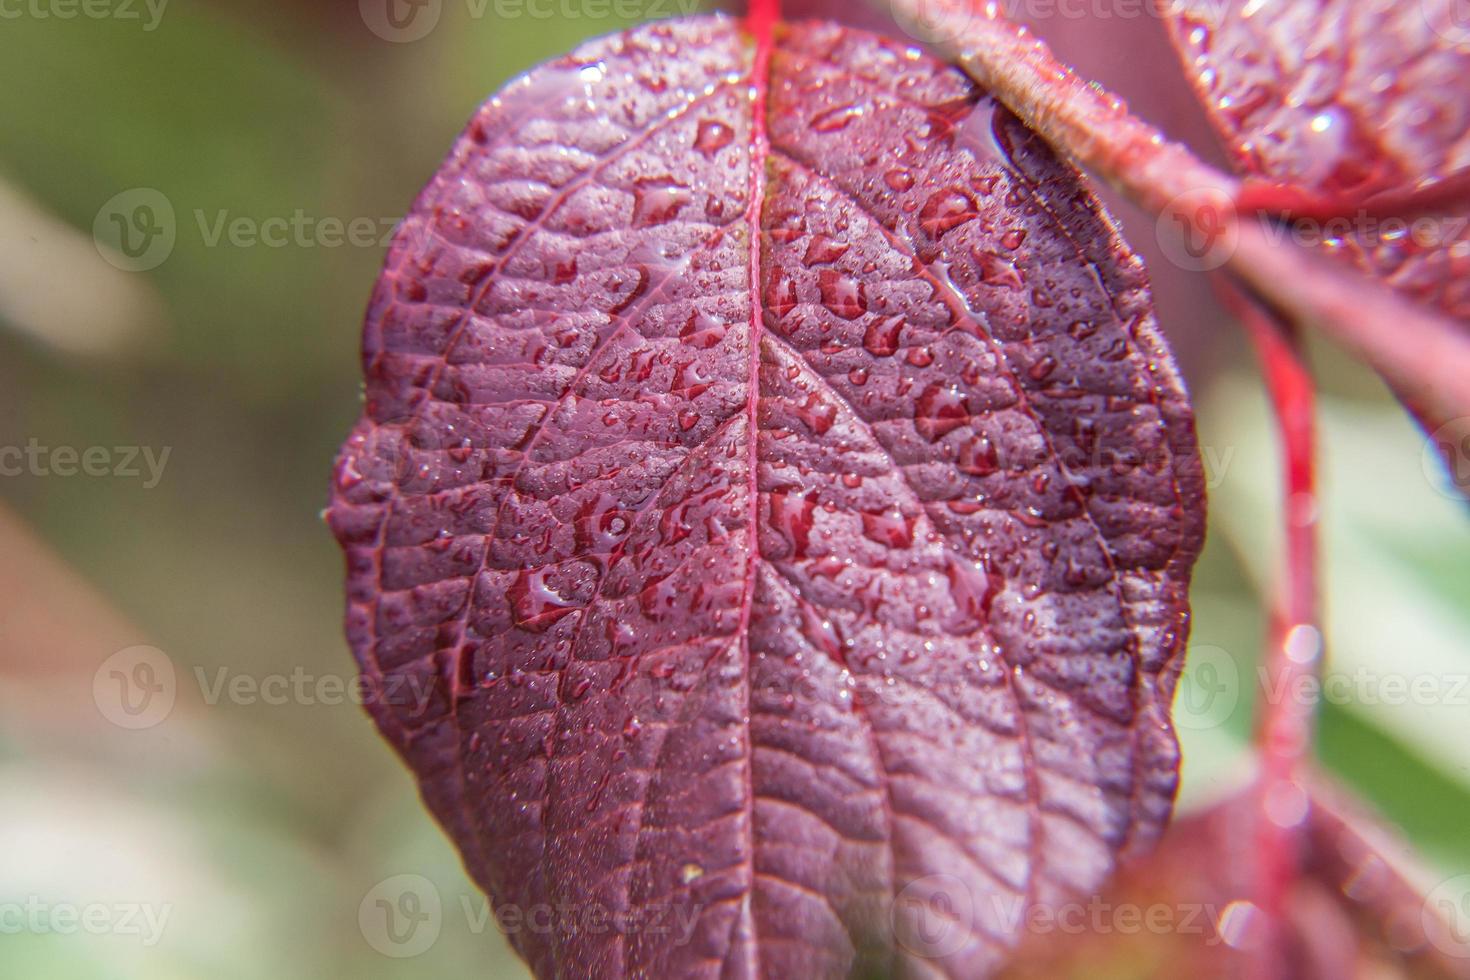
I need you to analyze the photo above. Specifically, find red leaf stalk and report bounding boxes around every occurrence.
[885,0,1470,426]
[747,0,779,37]
[1222,283,1320,978]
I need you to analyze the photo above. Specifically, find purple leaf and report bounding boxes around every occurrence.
[1163,0,1470,438]
[327,16,1205,977]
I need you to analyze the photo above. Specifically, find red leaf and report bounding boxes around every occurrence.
[1162,0,1470,433]
[327,16,1204,977]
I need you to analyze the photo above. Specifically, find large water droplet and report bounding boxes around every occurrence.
[631,182,691,228]
[863,316,904,357]
[920,188,978,238]
[770,489,818,559]
[818,270,867,320]
[958,435,999,476]
[975,249,1024,289]
[914,383,969,441]
[510,566,578,632]
[693,119,734,158]
[812,103,863,132]
[765,269,798,319]
[861,508,917,548]
[803,234,849,266]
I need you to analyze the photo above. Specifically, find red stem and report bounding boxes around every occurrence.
[1237,167,1470,223]
[882,0,1470,429]
[1220,281,1320,976]
[746,0,779,37]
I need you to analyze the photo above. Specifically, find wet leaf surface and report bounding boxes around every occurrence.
[1163,0,1470,440]
[327,16,1204,977]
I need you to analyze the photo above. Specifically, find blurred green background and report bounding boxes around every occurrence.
[0,2,1465,977]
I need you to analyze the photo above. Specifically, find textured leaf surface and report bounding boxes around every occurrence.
[328,16,1204,978]
[1163,1,1470,327]
[1165,0,1470,312]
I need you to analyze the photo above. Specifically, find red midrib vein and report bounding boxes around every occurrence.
[733,2,775,975]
